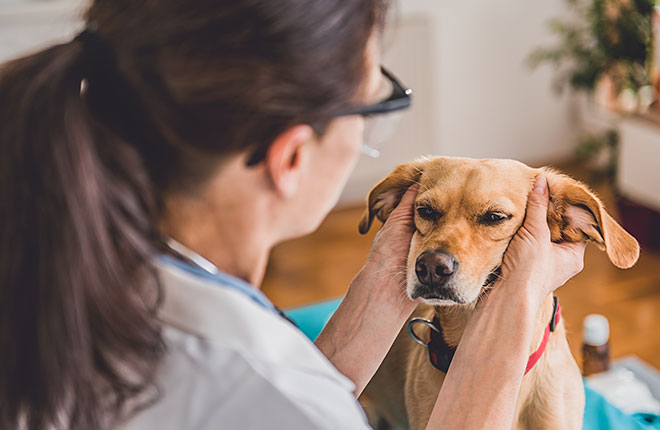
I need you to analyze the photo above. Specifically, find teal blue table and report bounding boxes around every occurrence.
[284,298,660,430]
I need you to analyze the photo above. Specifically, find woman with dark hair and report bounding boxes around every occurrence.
[0,0,585,429]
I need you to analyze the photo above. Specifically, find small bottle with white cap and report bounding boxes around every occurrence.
[582,314,611,376]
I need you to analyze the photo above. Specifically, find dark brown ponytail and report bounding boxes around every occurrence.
[0,40,163,429]
[0,0,388,428]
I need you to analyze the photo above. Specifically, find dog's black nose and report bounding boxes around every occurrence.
[415,250,458,288]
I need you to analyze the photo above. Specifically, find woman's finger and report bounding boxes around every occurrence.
[384,184,419,225]
[395,184,419,213]
[555,240,587,253]
[520,176,551,240]
[554,240,587,274]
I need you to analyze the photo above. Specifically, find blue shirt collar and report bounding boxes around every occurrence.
[158,254,278,315]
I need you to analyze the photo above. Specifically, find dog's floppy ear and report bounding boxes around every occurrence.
[543,169,640,269]
[358,161,426,234]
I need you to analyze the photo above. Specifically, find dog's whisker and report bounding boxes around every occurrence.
[410,167,433,193]
[365,267,408,277]
[408,177,431,193]
[366,264,409,273]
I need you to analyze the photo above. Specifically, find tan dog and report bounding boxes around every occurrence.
[359,156,640,430]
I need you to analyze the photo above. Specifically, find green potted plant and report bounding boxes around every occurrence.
[530,0,660,250]
[529,0,655,109]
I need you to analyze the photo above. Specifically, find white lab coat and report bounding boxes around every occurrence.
[119,257,371,430]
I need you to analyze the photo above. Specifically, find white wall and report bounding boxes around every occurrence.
[0,0,581,207]
[341,0,579,205]
[617,117,660,211]
[0,0,85,63]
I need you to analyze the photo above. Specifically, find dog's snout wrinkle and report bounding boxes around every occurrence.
[415,250,458,288]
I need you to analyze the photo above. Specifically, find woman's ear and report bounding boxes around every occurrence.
[358,159,428,234]
[542,168,640,269]
[264,125,314,198]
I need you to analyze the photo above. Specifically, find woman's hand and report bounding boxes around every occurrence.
[498,175,586,309]
[315,185,419,395]
[355,184,419,312]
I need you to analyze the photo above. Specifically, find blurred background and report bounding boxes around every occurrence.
[2,0,659,422]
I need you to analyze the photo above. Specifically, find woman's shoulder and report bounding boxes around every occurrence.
[154,256,341,375]
[119,258,370,429]
[140,325,369,430]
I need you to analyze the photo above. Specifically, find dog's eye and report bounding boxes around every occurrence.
[416,206,438,221]
[480,212,511,225]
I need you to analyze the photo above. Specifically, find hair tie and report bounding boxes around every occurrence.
[72,25,169,153]
[74,25,115,76]
[74,27,98,45]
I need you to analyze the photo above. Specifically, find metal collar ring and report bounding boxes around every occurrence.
[407,317,439,347]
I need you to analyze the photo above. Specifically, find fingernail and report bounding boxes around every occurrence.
[534,176,547,194]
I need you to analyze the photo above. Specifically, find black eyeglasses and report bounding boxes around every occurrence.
[340,66,412,116]
[246,66,412,165]
[337,66,412,157]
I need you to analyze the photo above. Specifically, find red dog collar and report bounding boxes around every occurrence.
[408,296,561,375]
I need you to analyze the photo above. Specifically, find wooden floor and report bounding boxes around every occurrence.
[262,162,660,371]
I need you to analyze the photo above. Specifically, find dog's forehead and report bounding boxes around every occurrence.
[418,157,534,206]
